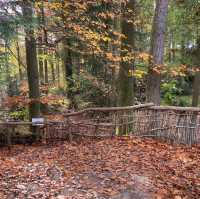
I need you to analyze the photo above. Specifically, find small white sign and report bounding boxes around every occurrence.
[32,118,44,126]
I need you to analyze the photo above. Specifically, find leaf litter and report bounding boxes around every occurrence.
[0,137,200,199]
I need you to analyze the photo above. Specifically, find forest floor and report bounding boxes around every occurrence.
[0,137,200,199]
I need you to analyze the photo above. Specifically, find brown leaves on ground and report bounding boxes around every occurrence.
[0,137,200,199]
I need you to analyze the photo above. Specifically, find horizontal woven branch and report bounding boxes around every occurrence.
[64,103,154,117]
[150,106,200,112]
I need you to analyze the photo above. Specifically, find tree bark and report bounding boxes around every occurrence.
[146,0,169,105]
[22,1,40,133]
[38,36,44,84]
[16,40,23,81]
[56,59,61,87]
[50,60,56,83]
[63,40,73,98]
[192,39,200,107]
[192,72,200,107]
[40,2,49,85]
[118,0,135,106]
[44,54,48,84]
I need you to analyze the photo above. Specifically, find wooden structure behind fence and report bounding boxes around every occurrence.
[1,103,200,146]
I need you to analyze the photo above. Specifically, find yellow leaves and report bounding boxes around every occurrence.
[101,36,111,42]
[48,3,61,10]
[98,12,115,20]
[121,53,134,63]
[128,69,147,78]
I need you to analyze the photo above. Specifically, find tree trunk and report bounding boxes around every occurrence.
[192,39,200,107]
[146,0,169,105]
[56,59,61,87]
[44,57,48,84]
[63,40,73,94]
[50,60,56,83]
[63,40,77,108]
[118,0,135,106]
[192,72,200,107]
[39,58,44,84]
[16,40,23,81]
[38,36,44,84]
[40,2,49,85]
[22,1,40,137]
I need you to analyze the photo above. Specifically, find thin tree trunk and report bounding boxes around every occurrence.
[146,0,169,105]
[40,2,48,85]
[38,36,44,84]
[22,1,40,138]
[16,40,23,81]
[39,58,44,84]
[50,60,56,83]
[5,41,11,96]
[172,36,176,62]
[63,40,73,95]
[192,72,200,107]
[44,57,48,84]
[56,59,61,87]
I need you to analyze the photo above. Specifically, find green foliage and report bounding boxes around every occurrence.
[9,108,29,120]
[161,79,192,106]
[161,80,182,105]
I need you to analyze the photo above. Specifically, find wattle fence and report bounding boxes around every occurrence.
[1,103,200,146]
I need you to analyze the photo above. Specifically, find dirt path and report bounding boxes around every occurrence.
[0,137,200,199]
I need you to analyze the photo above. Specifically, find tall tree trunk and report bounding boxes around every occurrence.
[5,41,11,96]
[40,1,49,85]
[38,36,44,84]
[192,72,200,107]
[63,40,73,98]
[16,40,23,81]
[39,58,44,84]
[192,39,200,107]
[56,59,61,87]
[172,37,176,62]
[50,60,56,83]
[118,0,135,106]
[44,58,48,84]
[22,1,40,135]
[146,0,169,105]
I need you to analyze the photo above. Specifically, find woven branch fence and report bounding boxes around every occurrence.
[1,103,200,146]
[63,103,200,145]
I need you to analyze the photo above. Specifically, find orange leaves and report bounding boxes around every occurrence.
[46,114,64,122]
[137,52,152,62]
[19,81,29,95]
[164,64,188,77]
[148,64,190,77]
[3,94,64,109]
[0,137,200,198]
[40,95,64,105]
[105,52,120,63]
[3,96,27,109]
[151,64,165,74]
